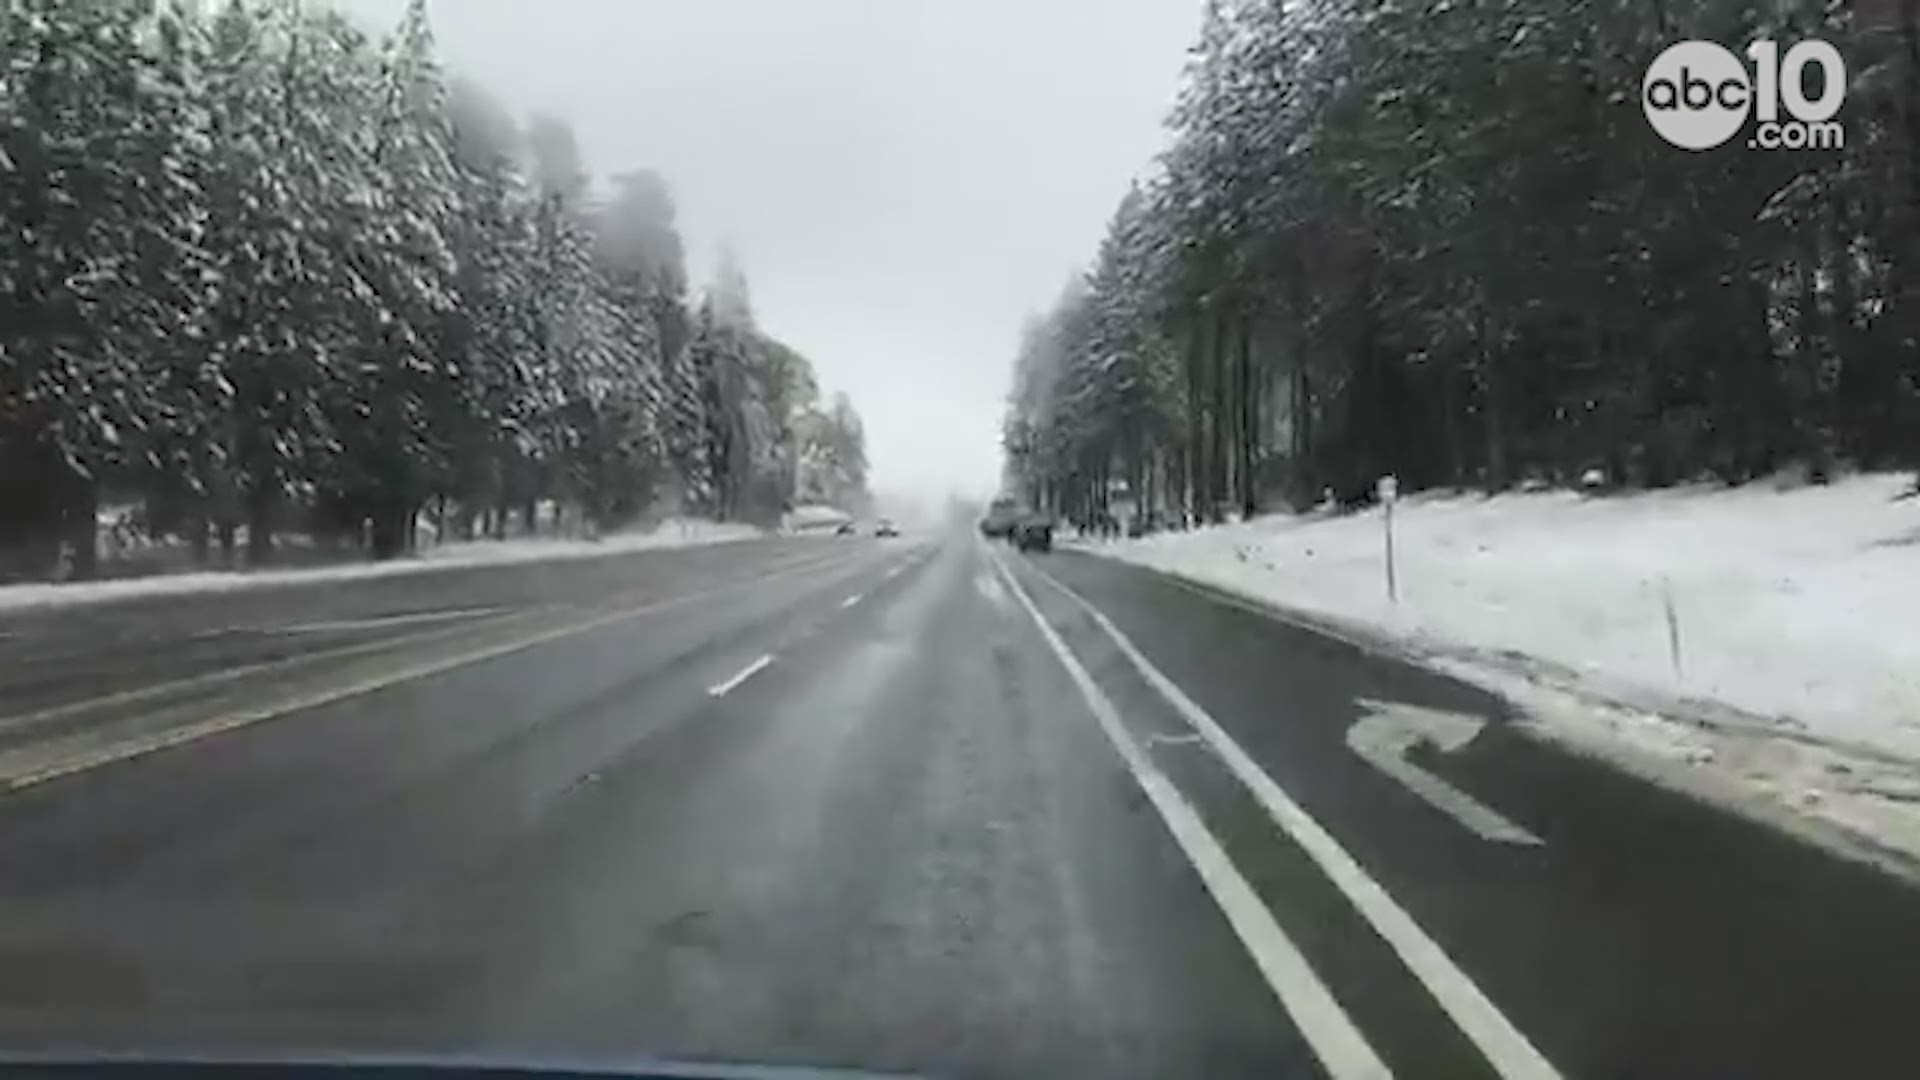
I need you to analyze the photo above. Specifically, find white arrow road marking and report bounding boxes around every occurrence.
[707,654,774,698]
[1347,701,1543,846]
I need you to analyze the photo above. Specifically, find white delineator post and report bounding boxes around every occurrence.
[1378,475,1399,604]
[1662,575,1683,679]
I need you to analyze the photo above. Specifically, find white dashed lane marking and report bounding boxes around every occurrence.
[706,654,775,698]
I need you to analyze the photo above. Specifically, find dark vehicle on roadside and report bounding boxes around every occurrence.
[978,496,1020,538]
[1013,514,1054,553]
[835,521,857,536]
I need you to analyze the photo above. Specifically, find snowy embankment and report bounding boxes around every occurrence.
[1087,474,1920,873]
[0,517,761,615]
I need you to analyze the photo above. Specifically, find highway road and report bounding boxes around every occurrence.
[0,522,1917,1078]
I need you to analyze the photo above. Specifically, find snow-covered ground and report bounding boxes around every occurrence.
[1084,473,1920,874]
[0,517,761,614]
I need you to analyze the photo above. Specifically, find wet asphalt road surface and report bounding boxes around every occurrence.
[0,524,1917,1079]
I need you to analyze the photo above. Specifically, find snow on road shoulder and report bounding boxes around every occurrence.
[1090,474,1920,873]
[0,517,763,615]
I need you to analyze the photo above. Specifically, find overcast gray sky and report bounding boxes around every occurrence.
[343,0,1199,499]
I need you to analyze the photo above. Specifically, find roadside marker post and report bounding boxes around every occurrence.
[1662,575,1684,680]
[1377,475,1399,604]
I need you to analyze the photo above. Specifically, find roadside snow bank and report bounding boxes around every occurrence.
[1090,474,1920,872]
[0,517,762,614]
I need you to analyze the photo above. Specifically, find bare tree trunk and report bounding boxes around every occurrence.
[1217,318,1235,516]
[189,514,211,565]
[1443,362,1467,487]
[1208,312,1229,522]
[1239,317,1258,518]
[1297,357,1313,499]
[1484,356,1509,490]
[1172,450,1181,522]
[1185,317,1205,526]
[1479,305,1510,490]
[1128,445,1144,530]
[369,501,407,560]
[246,480,275,566]
[62,475,98,581]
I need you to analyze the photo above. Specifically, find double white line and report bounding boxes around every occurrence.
[989,545,1561,1080]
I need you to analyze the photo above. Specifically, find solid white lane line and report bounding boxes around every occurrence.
[841,594,863,609]
[271,606,504,635]
[707,654,774,698]
[990,550,1390,1080]
[1021,557,1562,1080]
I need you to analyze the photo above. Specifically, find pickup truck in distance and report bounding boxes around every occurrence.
[979,497,1020,538]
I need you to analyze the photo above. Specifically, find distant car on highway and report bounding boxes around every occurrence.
[835,521,857,536]
[1013,514,1053,553]
[875,519,900,538]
